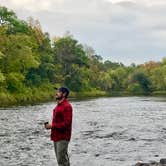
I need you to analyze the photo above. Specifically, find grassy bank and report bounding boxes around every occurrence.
[0,84,55,107]
[0,89,166,108]
[0,88,107,107]
[152,91,166,96]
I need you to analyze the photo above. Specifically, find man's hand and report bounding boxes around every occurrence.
[44,123,52,130]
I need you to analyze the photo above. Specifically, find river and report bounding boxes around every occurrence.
[0,96,166,166]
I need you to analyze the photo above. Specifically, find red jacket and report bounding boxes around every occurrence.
[51,99,72,142]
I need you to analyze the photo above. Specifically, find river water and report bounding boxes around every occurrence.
[0,96,166,166]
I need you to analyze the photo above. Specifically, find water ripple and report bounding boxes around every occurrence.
[1,96,166,166]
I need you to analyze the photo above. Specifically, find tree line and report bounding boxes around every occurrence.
[0,6,166,106]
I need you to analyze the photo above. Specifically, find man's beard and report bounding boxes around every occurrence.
[55,96,63,100]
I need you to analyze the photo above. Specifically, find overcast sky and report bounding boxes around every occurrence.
[1,0,166,65]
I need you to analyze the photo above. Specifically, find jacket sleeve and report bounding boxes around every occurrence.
[52,105,72,129]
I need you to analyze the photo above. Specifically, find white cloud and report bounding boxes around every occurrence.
[107,0,166,6]
[0,0,53,11]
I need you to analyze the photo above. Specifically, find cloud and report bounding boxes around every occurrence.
[1,0,166,65]
[1,0,53,11]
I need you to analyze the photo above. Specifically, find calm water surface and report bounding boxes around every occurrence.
[0,97,166,166]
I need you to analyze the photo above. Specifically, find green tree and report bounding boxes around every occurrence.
[128,70,151,94]
[0,6,29,34]
[64,65,91,92]
[53,36,89,77]
[150,61,166,91]
[6,72,25,92]
[104,60,124,70]
[0,34,39,74]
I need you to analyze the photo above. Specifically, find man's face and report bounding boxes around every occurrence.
[55,90,64,100]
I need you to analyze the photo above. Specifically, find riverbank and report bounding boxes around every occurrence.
[0,89,166,107]
[0,88,107,107]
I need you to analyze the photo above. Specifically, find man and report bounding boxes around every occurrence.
[44,87,73,166]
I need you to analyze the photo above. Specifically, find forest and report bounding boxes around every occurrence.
[0,6,166,106]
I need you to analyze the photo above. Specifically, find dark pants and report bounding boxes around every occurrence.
[54,140,70,166]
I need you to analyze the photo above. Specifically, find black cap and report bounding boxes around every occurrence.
[58,87,70,98]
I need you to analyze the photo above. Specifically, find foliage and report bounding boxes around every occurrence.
[6,72,25,92]
[0,6,29,34]
[127,83,144,94]
[0,6,166,106]
[127,70,151,94]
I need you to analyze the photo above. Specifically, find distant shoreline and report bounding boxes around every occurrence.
[0,90,166,108]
